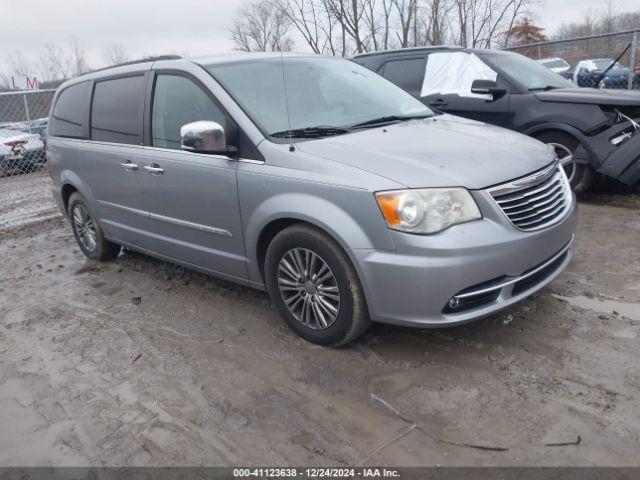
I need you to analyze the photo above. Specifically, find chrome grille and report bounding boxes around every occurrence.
[488,162,573,232]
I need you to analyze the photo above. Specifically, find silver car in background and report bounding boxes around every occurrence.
[47,53,577,346]
[0,128,46,177]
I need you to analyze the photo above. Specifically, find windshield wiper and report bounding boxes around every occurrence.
[349,113,433,129]
[270,126,350,139]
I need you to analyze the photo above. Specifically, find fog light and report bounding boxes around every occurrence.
[449,297,462,309]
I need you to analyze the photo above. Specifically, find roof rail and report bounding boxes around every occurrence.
[353,45,460,58]
[91,55,183,73]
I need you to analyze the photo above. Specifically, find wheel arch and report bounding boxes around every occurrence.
[61,183,78,214]
[253,215,366,286]
[245,192,388,287]
[59,170,102,219]
[525,123,595,166]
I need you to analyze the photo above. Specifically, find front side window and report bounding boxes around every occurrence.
[91,75,145,144]
[206,57,431,138]
[50,81,89,138]
[482,52,572,91]
[421,52,498,99]
[151,75,225,150]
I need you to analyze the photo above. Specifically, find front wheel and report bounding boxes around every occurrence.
[264,224,370,347]
[536,131,594,194]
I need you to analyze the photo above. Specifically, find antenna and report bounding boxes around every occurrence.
[279,51,295,152]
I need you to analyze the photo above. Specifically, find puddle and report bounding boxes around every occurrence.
[552,294,640,321]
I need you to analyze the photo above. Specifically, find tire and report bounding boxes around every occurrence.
[68,192,120,261]
[264,224,370,347]
[536,131,594,194]
[0,157,8,178]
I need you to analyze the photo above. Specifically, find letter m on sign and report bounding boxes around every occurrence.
[26,76,39,89]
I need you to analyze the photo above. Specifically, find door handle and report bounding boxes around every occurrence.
[120,161,138,171]
[144,164,164,175]
[429,99,448,107]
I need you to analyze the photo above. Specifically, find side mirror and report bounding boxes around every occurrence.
[471,79,507,100]
[180,121,236,155]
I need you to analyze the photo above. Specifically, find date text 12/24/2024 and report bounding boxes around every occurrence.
[233,468,401,478]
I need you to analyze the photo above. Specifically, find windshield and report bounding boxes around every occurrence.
[483,52,572,91]
[206,57,432,138]
[591,59,623,70]
[540,59,568,68]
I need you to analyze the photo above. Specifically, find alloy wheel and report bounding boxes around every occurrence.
[72,203,97,254]
[277,248,341,330]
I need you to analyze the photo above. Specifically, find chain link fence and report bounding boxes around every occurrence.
[0,89,54,177]
[0,89,59,230]
[506,29,640,90]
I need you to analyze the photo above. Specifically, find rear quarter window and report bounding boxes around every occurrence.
[380,58,426,96]
[91,75,145,145]
[49,82,89,138]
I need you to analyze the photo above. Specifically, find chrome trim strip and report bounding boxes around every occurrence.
[454,237,574,300]
[98,201,233,237]
[238,158,265,165]
[98,200,148,217]
[149,212,233,237]
[488,161,558,198]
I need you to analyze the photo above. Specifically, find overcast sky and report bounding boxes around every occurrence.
[1,0,638,75]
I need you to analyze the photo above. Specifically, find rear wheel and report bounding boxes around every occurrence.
[68,192,120,261]
[264,224,370,347]
[536,131,593,194]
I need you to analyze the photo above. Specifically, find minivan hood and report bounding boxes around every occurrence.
[297,115,554,189]
[535,88,640,106]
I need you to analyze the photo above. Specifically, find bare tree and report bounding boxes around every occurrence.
[392,0,419,48]
[323,0,368,53]
[419,0,453,45]
[6,50,33,76]
[231,0,294,51]
[449,0,539,49]
[276,0,335,54]
[39,43,72,81]
[104,43,130,66]
[68,37,90,76]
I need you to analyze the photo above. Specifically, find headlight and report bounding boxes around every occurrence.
[375,188,482,234]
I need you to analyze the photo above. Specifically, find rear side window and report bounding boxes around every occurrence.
[91,75,145,145]
[381,58,426,95]
[50,82,89,138]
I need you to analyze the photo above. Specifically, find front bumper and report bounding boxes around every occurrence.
[353,192,577,328]
[577,114,640,185]
[597,129,640,185]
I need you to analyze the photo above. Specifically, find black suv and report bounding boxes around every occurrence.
[353,47,640,192]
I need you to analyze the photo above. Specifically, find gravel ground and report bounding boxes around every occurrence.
[0,188,638,467]
[0,173,59,230]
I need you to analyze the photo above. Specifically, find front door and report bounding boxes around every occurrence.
[137,73,246,280]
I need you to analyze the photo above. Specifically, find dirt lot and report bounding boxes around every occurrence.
[0,173,58,230]
[0,189,639,467]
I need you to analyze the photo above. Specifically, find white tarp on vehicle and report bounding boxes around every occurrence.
[420,52,497,100]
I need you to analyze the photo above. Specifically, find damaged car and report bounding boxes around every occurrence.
[353,47,640,192]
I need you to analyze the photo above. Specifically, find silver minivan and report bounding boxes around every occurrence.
[48,53,577,346]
